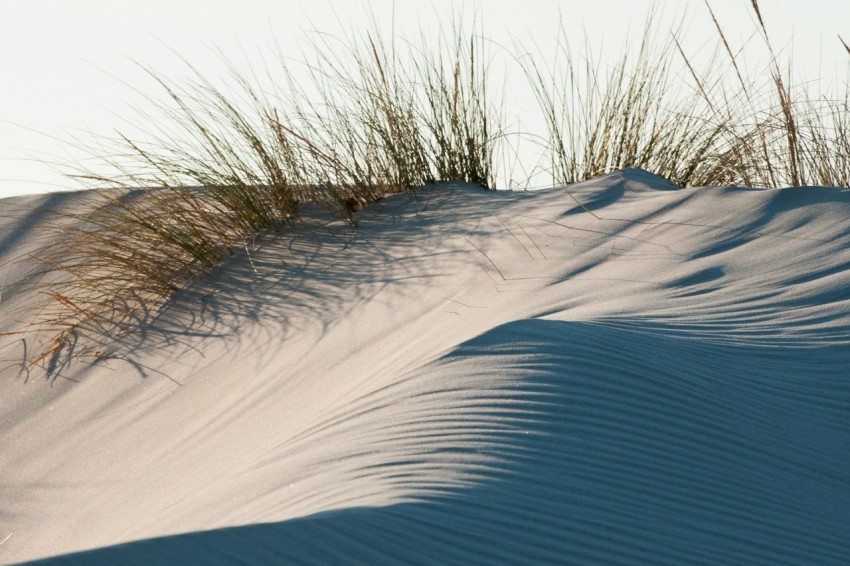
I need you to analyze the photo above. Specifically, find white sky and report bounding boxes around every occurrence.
[1,0,849,198]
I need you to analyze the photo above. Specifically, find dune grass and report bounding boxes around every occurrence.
[2,1,849,376]
[672,1,850,189]
[520,2,850,189]
[1,19,506,374]
[518,18,731,187]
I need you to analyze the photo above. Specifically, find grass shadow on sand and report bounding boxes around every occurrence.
[0,182,508,382]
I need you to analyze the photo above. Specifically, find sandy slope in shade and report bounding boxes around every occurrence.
[1,168,850,564]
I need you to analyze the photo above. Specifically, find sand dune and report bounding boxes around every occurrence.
[2,169,850,564]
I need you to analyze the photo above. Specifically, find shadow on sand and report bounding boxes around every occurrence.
[25,318,850,565]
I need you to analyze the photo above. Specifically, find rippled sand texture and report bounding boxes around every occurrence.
[2,169,849,564]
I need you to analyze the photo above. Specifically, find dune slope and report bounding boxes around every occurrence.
[2,169,849,564]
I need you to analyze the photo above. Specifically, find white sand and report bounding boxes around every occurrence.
[1,168,849,564]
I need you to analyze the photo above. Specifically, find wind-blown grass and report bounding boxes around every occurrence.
[686,0,850,188]
[519,2,850,189]
[517,19,730,187]
[1,19,506,374]
[271,18,502,211]
[2,2,849,376]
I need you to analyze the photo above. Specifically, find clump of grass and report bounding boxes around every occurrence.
[520,2,850,189]
[680,0,850,188]
[518,18,731,187]
[1,18,506,375]
[1,185,297,374]
[1,55,307,373]
[272,16,503,214]
[414,23,501,188]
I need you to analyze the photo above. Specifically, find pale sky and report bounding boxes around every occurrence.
[2,0,849,198]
